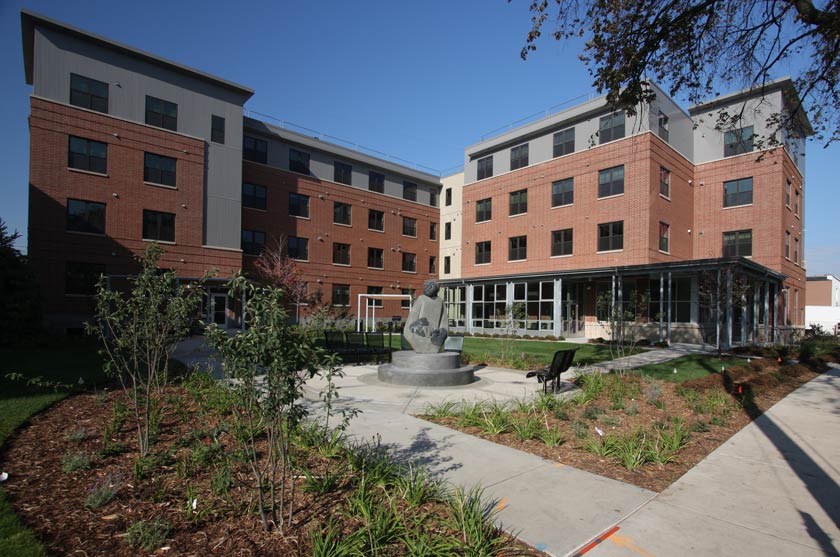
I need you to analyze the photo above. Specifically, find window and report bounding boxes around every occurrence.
[287,236,309,260]
[145,96,177,131]
[142,210,175,242]
[65,261,105,295]
[795,190,800,216]
[367,286,383,307]
[66,199,105,234]
[551,178,573,207]
[598,165,625,198]
[144,152,177,187]
[444,256,451,274]
[333,202,352,225]
[445,188,452,205]
[401,288,415,308]
[241,229,265,256]
[402,217,417,237]
[724,126,754,157]
[332,284,350,306]
[402,252,416,272]
[243,136,267,164]
[368,247,384,269]
[598,221,624,252]
[68,136,107,174]
[289,148,310,174]
[509,235,527,261]
[509,189,527,215]
[476,198,492,222]
[429,256,436,274]
[551,228,573,257]
[722,229,752,257]
[430,222,438,241]
[289,193,310,218]
[369,171,384,193]
[333,242,351,265]
[334,161,352,185]
[659,222,670,253]
[660,167,671,198]
[430,188,440,208]
[658,112,669,142]
[242,183,267,210]
[211,115,225,144]
[794,238,800,264]
[477,156,493,180]
[723,177,753,207]
[785,231,791,259]
[553,128,575,157]
[599,112,625,143]
[70,73,108,113]
[403,181,417,201]
[785,180,792,207]
[476,241,491,264]
[368,209,384,231]
[444,222,451,240]
[510,144,529,170]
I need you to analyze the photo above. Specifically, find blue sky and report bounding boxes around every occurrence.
[1,0,837,275]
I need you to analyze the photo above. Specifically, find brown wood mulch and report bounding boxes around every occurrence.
[425,361,825,493]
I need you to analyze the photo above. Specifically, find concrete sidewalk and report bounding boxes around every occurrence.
[580,342,716,376]
[585,365,840,557]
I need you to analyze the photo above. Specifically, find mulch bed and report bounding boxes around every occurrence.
[425,360,826,493]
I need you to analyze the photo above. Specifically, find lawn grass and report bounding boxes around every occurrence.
[460,337,637,367]
[0,340,105,556]
[633,354,738,382]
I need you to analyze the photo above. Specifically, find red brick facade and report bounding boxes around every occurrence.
[242,161,439,318]
[28,97,241,328]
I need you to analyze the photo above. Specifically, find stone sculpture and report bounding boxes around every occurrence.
[403,280,448,353]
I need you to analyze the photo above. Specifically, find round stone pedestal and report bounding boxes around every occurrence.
[378,350,475,386]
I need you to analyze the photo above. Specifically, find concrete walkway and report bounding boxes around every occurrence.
[585,365,840,557]
[581,342,716,376]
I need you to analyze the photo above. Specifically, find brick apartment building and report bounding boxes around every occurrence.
[20,10,810,345]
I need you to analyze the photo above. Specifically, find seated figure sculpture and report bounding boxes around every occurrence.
[404,280,448,353]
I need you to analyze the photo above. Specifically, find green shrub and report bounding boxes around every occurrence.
[614,429,648,469]
[393,465,440,508]
[511,416,541,441]
[572,420,589,439]
[582,434,618,458]
[443,486,515,556]
[577,372,606,403]
[60,451,91,473]
[85,474,121,509]
[425,400,458,419]
[211,465,234,496]
[624,400,640,416]
[125,518,171,551]
[310,517,363,557]
[583,406,605,421]
[66,428,89,443]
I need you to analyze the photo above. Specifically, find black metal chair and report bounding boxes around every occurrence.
[526,348,578,394]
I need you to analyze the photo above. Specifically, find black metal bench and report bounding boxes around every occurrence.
[324,330,392,364]
[365,331,390,363]
[526,347,578,394]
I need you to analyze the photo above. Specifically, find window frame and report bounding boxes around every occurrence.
[241,229,266,256]
[334,161,352,185]
[287,236,309,261]
[509,189,528,216]
[402,216,417,237]
[510,143,529,171]
[143,152,177,187]
[429,256,436,274]
[368,209,384,232]
[551,178,574,207]
[332,284,350,307]
[289,148,310,174]
[333,201,352,226]
[508,235,527,261]
[430,222,438,241]
[444,222,451,241]
[657,111,669,142]
[660,167,671,198]
[476,240,492,265]
[367,287,384,308]
[144,95,177,131]
[403,181,418,202]
[66,198,106,235]
[70,73,108,113]
[476,198,492,223]
[445,188,452,205]
[332,242,351,265]
[598,165,625,198]
[242,183,267,210]
[367,247,384,269]
[723,177,753,208]
[211,115,225,144]
[142,209,176,243]
[368,171,385,193]
[597,221,624,252]
[444,256,451,274]
[785,231,791,259]
[243,136,267,164]
[68,136,107,174]
[402,252,417,273]
[289,193,310,219]
[724,126,754,157]
[659,222,670,253]
[553,128,575,157]
[599,112,625,143]
[551,228,573,257]
[722,229,753,257]
[477,156,494,180]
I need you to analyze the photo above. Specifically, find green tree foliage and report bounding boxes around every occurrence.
[519,0,839,144]
[0,219,41,345]
[87,244,205,456]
